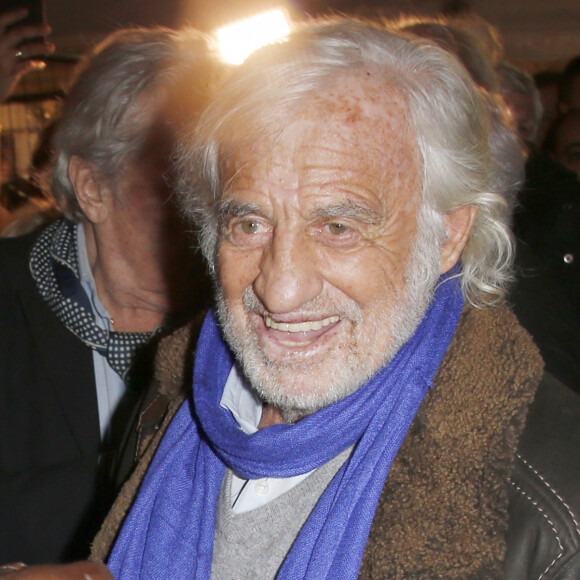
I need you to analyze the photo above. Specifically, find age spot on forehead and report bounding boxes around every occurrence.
[304,72,416,158]
[307,71,420,181]
[222,69,422,213]
[313,69,404,115]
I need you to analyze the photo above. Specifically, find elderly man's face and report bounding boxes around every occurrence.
[216,74,441,419]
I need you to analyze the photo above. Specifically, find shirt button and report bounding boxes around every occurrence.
[563,253,574,264]
[254,480,270,496]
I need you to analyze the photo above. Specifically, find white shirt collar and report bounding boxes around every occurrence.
[220,364,263,434]
[76,222,113,330]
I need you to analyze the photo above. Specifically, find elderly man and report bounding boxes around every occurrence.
[8,17,579,580]
[100,19,580,579]
[0,28,214,565]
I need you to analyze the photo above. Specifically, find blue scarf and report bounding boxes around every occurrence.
[108,273,464,579]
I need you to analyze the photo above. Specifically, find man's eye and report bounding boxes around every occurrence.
[316,220,361,248]
[224,216,271,247]
[240,219,262,234]
[327,222,350,235]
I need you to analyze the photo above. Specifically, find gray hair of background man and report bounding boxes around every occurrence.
[496,60,543,144]
[397,16,500,93]
[176,18,523,308]
[51,27,215,221]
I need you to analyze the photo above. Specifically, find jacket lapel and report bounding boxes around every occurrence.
[19,286,101,457]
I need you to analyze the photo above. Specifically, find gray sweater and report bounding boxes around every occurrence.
[211,448,351,579]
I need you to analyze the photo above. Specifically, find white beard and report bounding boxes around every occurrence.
[216,206,444,422]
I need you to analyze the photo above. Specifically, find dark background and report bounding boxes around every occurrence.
[4,0,579,179]
[46,0,580,69]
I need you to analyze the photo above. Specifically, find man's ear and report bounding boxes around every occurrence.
[68,155,112,224]
[439,205,478,274]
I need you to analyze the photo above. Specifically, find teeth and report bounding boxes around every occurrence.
[264,315,339,332]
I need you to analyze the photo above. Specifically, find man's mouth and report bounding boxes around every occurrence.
[260,315,341,348]
[264,315,339,332]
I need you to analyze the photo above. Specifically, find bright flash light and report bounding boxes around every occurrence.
[216,9,291,65]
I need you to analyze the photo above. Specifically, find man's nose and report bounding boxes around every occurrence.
[253,228,323,314]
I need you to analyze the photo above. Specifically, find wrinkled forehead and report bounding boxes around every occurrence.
[222,70,421,192]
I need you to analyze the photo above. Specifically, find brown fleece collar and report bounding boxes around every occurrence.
[360,304,544,579]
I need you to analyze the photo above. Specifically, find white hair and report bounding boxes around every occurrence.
[176,18,524,307]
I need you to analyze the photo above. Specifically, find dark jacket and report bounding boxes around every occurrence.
[510,244,580,394]
[0,232,102,564]
[506,374,580,578]
[510,151,580,394]
[513,149,580,323]
[0,231,190,564]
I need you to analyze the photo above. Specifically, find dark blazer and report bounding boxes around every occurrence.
[0,232,103,564]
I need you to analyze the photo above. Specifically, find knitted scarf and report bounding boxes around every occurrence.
[107,273,464,579]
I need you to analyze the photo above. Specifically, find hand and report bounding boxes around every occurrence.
[0,562,114,579]
[0,8,54,102]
